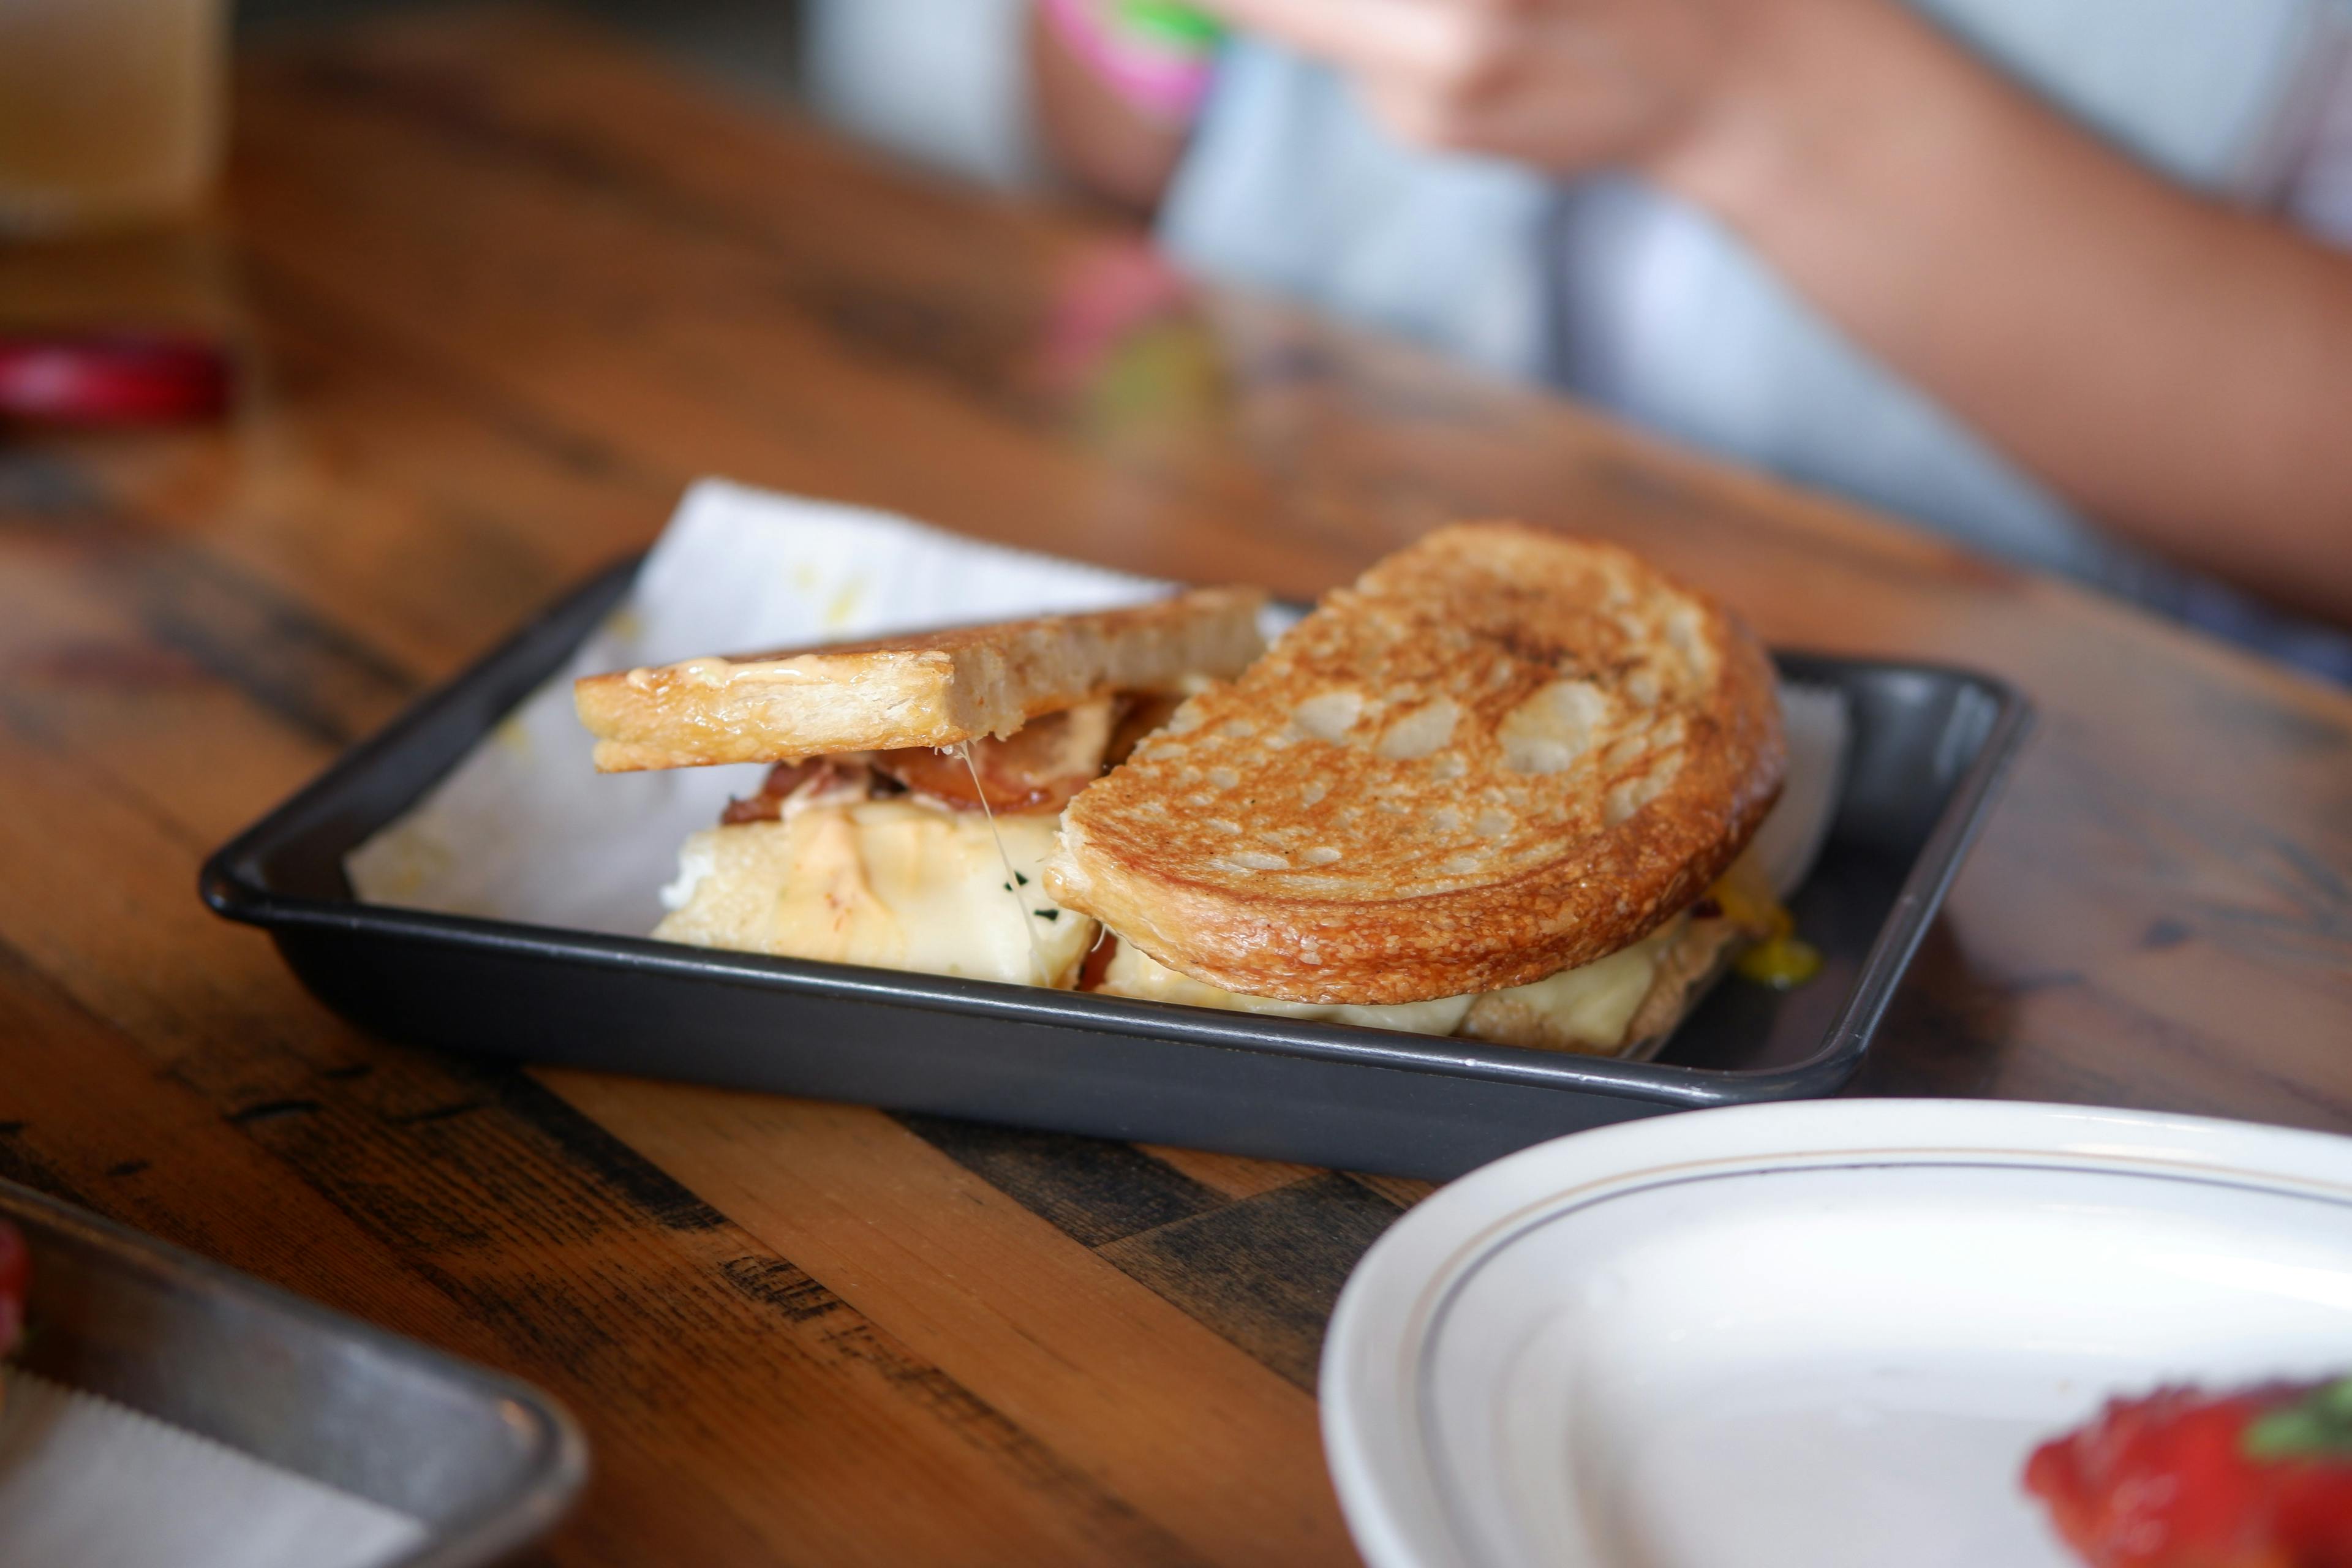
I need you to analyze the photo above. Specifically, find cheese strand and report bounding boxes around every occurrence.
[957,742,1054,987]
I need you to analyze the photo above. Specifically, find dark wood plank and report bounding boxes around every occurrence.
[898,1115,1234,1248]
[900,1117,1409,1390]
[1098,1174,1409,1392]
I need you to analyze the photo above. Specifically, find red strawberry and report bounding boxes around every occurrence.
[2027,1379,2352,1567]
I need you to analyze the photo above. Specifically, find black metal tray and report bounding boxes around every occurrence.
[0,1178,584,1567]
[202,558,2032,1180]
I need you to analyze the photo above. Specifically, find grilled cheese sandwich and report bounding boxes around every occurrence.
[579,524,1795,1059]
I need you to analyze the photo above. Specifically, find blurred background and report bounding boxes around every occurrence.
[1,0,1033,242]
[243,0,1033,184]
[7,0,2350,681]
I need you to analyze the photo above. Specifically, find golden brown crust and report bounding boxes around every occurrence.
[573,588,1266,771]
[1044,524,1785,1005]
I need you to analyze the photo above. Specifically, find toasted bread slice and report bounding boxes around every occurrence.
[575,587,1267,772]
[1045,524,1785,1005]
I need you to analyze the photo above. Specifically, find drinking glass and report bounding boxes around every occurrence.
[0,0,230,236]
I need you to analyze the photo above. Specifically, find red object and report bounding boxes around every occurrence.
[2026,1382,2352,1567]
[0,333,232,425]
[0,1219,25,1358]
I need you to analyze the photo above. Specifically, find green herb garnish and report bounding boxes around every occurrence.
[2245,1378,2352,1461]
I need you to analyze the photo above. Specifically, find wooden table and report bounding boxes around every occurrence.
[2,9,2348,1563]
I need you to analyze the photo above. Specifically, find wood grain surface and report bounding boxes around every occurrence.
[1,8,2348,1563]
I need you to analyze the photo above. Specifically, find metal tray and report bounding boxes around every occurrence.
[201,559,2032,1180]
[0,1178,584,1567]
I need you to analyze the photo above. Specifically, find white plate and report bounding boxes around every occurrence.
[1321,1100,2352,1568]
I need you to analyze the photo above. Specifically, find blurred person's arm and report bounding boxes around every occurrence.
[1028,4,1197,212]
[1204,0,2352,627]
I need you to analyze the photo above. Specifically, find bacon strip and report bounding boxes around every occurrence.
[720,755,887,824]
[870,698,1117,814]
[719,694,1173,824]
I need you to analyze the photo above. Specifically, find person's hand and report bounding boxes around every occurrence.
[1191,0,1806,178]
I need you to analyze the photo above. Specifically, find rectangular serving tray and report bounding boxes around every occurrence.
[0,1178,584,1567]
[203,558,2032,1180]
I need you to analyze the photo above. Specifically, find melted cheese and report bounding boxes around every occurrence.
[1101,921,1683,1048]
[655,801,1096,986]
[1100,945,1478,1036]
[652,804,1789,1042]
[1464,922,1683,1049]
